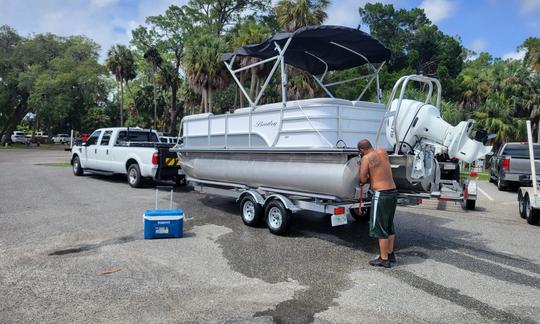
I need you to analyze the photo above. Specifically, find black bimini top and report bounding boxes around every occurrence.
[221,25,390,75]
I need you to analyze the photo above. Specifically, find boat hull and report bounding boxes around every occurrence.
[175,149,431,201]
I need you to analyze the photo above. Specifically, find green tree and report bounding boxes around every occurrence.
[105,44,137,127]
[81,107,111,132]
[274,0,329,32]
[143,47,163,128]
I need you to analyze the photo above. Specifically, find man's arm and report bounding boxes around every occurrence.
[359,155,370,185]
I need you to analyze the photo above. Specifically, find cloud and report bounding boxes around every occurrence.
[520,0,540,12]
[419,0,456,23]
[502,49,527,60]
[0,0,185,62]
[470,39,488,53]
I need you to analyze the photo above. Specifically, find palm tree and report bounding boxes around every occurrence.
[183,31,229,113]
[274,0,329,32]
[231,19,272,107]
[143,47,163,129]
[106,44,136,126]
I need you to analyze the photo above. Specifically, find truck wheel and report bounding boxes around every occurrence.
[127,164,143,188]
[350,207,370,223]
[524,195,540,225]
[465,199,476,210]
[240,196,263,227]
[72,156,84,176]
[265,200,291,235]
[518,192,526,219]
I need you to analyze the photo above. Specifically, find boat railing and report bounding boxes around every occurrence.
[375,74,442,154]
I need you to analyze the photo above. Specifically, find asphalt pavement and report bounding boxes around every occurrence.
[0,148,539,323]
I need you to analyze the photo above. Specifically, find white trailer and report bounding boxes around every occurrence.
[517,121,540,225]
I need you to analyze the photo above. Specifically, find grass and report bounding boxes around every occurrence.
[34,162,71,167]
[460,171,490,181]
[1,143,65,150]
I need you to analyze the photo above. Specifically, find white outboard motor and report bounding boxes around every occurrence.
[378,75,492,192]
[385,99,492,163]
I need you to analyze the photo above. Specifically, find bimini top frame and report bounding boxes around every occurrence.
[221,25,391,109]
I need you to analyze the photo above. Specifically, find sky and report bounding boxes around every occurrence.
[0,0,539,62]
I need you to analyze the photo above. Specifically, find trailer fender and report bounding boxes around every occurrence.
[237,190,265,206]
[263,194,301,213]
[465,180,478,200]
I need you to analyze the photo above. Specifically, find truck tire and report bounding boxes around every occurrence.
[127,164,143,188]
[465,199,476,210]
[240,196,264,227]
[524,195,540,225]
[265,200,291,235]
[518,192,526,219]
[72,156,84,176]
[350,207,370,223]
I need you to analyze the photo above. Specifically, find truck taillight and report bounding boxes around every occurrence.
[502,158,510,171]
[152,152,159,165]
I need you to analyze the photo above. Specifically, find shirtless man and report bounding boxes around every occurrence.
[358,139,397,268]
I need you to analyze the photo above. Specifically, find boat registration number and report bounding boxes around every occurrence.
[331,214,347,227]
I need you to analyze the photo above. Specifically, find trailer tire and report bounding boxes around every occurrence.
[72,156,84,176]
[265,200,291,235]
[518,192,526,219]
[240,196,264,227]
[127,164,143,188]
[524,195,540,225]
[350,207,370,223]
[465,199,476,210]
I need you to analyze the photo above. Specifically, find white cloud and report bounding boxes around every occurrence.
[520,0,540,12]
[419,0,456,23]
[470,39,488,53]
[502,48,527,61]
[0,0,185,62]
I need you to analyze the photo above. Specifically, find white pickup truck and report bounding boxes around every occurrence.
[70,127,183,187]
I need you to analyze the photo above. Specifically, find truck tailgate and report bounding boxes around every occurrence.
[155,145,182,181]
[509,157,540,174]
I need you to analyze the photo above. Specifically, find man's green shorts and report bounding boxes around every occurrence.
[369,190,398,238]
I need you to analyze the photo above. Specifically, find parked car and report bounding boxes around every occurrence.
[489,142,540,190]
[70,127,184,187]
[11,131,28,144]
[52,134,70,144]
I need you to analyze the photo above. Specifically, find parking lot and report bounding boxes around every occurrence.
[1,148,539,323]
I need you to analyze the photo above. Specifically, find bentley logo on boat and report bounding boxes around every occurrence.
[255,120,278,128]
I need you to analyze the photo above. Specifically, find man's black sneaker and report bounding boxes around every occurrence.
[388,252,397,264]
[369,257,391,268]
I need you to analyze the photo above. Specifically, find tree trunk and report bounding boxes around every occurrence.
[119,81,124,127]
[239,73,245,108]
[208,86,213,114]
[0,96,29,146]
[249,68,257,99]
[168,84,179,134]
[153,69,157,129]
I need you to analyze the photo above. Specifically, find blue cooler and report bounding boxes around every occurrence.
[143,187,184,239]
[143,209,184,239]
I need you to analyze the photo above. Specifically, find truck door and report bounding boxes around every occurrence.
[95,130,113,171]
[84,130,101,169]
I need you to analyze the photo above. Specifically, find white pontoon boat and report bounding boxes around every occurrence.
[172,25,490,200]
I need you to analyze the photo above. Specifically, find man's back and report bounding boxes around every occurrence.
[365,148,396,191]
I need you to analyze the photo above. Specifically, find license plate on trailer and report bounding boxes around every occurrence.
[178,169,185,175]
[331,214,347,226]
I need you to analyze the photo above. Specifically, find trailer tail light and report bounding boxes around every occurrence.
[152,152,159,165]
[333,207,345,215]
[469,171,478,177]
[502,158,510,171]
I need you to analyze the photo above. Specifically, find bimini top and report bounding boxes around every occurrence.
[221,25,390,75]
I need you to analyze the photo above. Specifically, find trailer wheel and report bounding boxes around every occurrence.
[524,195,540,225]
[265,200,291,235]
[465,199,476,210]
[72,156,84,176]
[240,196,263,227]
[518,192,526,219]
[350,207,370,223]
